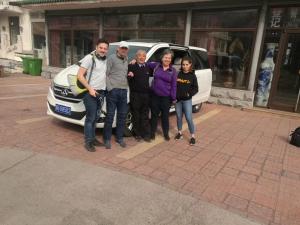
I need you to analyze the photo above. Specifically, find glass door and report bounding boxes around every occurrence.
[269,33,300,112]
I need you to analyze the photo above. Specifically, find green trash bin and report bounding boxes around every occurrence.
[28,58,43,76]
[21,57,31,74]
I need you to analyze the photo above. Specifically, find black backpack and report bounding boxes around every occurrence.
[290,127,300,147]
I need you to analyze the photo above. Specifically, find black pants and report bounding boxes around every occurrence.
[130,92,150,138]
[150,93,171,137]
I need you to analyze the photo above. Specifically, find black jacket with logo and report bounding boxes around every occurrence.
[176,71,199,101]
[128,63,152,93]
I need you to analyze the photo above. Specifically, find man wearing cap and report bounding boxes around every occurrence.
[103,41,129,149]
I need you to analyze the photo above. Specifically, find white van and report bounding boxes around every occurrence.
[47,41,212,136]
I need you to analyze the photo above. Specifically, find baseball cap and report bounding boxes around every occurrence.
[119,41,129,49]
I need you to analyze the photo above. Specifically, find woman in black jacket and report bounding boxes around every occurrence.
[174,56,199,145]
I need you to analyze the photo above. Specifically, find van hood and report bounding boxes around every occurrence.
[53,64,80,87]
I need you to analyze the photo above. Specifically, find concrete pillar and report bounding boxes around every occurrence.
[184,10,192,46]
[20,10,32,51]
[248,1,268,91]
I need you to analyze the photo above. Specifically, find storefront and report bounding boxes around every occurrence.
[10,0,300,112]
[254,5,300,112]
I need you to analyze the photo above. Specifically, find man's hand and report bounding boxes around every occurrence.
[129,59,136,64]
[128,71,134,77]
[89,88,98,97]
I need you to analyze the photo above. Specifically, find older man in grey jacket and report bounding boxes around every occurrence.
[103,41,129,149]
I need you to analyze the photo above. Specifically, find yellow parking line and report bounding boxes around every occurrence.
[0,94,46,100]
[16,116,50,125]
[117,108,222,160]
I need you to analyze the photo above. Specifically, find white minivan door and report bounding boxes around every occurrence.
[189,48,212,105]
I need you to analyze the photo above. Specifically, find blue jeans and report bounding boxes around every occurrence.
[175,99,195,134]
[104,88,128,142]
[83,91,105,143]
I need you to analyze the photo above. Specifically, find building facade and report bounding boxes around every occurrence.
[10,0,300,112]
[0,0,33,61]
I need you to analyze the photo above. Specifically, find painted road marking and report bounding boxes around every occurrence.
[117,108,222,160]
[0,94,46,100]
[16,116,50,125]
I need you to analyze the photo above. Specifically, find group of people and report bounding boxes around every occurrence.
[78,38,199,152]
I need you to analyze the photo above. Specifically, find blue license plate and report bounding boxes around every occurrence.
[55,104,71,116]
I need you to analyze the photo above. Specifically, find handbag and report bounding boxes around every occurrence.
[68,54,95,96]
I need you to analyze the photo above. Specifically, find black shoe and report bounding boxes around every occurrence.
[134,135,142,142]
[104,140,111,149]
[164,134,170,141]
[116,139,126,148]
[93,139,104,147]
[189,137,196,145]
[174,133,183,140]
[150,133,155,140]
[85,142,96,152]
[144,137,151,142]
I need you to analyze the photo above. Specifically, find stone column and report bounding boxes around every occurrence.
[248,0,268,91]
[184,10,192,46]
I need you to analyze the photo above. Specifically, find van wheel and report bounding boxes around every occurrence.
[123,110,133,137]
[192,103,202,113]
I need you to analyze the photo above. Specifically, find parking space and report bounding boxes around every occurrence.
[1,73,300,225]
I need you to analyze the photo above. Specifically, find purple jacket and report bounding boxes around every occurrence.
[148,62,177,101]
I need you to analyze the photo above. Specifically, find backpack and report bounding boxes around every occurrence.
[290,127,300,147]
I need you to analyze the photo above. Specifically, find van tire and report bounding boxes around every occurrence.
[192,103,202,113]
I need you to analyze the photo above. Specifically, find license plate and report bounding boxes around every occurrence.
[55,104,71,116]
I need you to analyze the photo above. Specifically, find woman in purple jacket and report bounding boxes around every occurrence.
[149,49,177,141]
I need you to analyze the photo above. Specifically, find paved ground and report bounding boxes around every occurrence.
[1,73,300,225]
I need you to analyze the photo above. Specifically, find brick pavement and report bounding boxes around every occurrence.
[1,73,300,225]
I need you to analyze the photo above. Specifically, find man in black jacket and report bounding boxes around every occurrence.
[128,50,151,142]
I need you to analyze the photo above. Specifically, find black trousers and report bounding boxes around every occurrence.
[130,92,150,138]
[150,93,171,137]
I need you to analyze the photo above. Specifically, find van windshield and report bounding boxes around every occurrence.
[107,45,150,61]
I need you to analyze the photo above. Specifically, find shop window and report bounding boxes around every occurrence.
[191,8,258,89]
[9,16,20,45]
[192,9,258,29]
[103,12,185,44]
[32,22,46,49]
[104,30,138,42]
[191,31,254,89]
[140,12,185,29]
[104,14,139,29]
[287,7,300,28]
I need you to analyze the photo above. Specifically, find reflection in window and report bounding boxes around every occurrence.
[104,14,139,28]
[191,32,254,89]
[140,13,185,28]
[287,7,300,28]
[103,12,185,44]
[192,9,258,28]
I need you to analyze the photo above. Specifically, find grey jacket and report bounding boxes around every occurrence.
[106,53,128,91]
